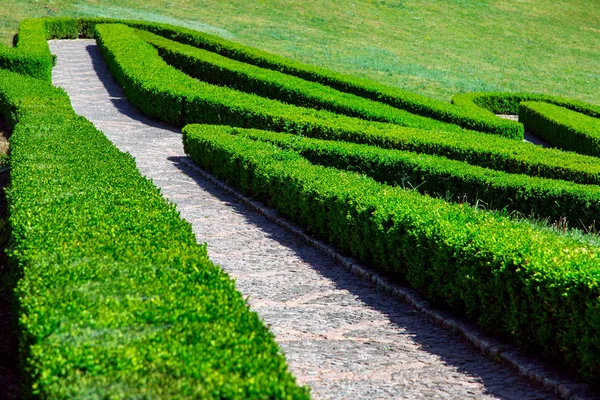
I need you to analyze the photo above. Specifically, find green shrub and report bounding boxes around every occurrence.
[137,30,467,134]
[0,19,54,81]
[5,15,600,386]
[95,23,600,186]
[232,127,600,227]
[183,123,600,381]
[520,101,600,157]
[453,91,600,118]
[0,67,307,399]
[4,16,600,147]
[122,20,523,138]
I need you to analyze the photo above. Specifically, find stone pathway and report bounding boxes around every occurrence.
[49,39,559,399]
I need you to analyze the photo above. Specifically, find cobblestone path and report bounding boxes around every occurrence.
[49,39,558,399]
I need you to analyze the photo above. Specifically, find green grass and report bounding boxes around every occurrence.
[0,0,599,104]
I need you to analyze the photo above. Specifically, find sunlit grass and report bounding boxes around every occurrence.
[1,0,598,104]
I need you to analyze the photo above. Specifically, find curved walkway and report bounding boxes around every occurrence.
[49,39,561,400]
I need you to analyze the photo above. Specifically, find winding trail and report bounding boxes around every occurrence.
[48,39,562,400]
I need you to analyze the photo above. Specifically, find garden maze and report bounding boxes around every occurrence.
[0,17,599,398]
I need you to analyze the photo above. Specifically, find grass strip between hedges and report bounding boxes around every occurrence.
[520,101,600,158]
[231,127,600,228]
[95,23,600,186]
[183,123,600,381]
[0,68,308,399]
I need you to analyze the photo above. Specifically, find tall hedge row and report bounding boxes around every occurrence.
[0,63,307,398]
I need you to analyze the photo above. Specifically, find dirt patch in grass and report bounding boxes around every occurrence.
[0,118,18,399]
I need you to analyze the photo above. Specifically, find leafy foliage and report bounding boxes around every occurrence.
[0,68,308,399]
[520,101,600,157]
[0,19,54,81]
[96,23,600,187]
[233,127,600,227]
[137,29,468,134]
[126,20,523,138]
[184,124,600,381]
[1,14,600,391]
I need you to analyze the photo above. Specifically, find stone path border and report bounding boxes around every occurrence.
[48,39,597,399]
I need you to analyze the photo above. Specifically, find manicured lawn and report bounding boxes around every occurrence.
[1,0,599,104]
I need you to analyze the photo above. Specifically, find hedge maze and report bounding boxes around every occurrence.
[1,16,599,398]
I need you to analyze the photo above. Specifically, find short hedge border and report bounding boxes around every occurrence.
[120,20,524,138]
[232,127,600,227]
[183,123,600,381]
[1,16,513,138]
[5,17,600,147]
[520,101,600,158]
[452,91,600,119]
[2,14,600,387]
[96,23,398,131]
[0,68,308,398]
[0,19,55,81]
[136,29,468,135]
[95,23,600,187]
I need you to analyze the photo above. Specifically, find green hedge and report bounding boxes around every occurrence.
[452,91,600,118]
[0,19,54,81]
[5,15,600,384]
[520,101,600,157]
[119,20,523,138]
[232,127,600,227]
[137,29,467,134]
[6,16,600,148]
[183,123,600,381]
[96,24,395,129]
[0,68,307,398]
[95,23,600,186]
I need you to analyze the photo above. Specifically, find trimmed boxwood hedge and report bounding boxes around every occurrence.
[183,123,600,381]
[453,91,600,119]
[520,101,600,157]
[231,127,600,227]
[3,14,600,386]
[0,19,55,81]
[3,16,511,137]
[116,21,524,138]
[0,67,308,398]
[136,29,468,135]
[95,23,600,186]
[5,16,599,145]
